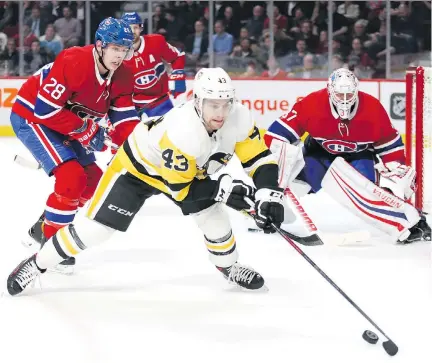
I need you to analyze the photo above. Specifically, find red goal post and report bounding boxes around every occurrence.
[405,66,432,213]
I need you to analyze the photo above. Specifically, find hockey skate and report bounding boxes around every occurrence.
[217,263,265,290]
[7,254,46,296]
[401,214,431,243]
[24,214,76,275]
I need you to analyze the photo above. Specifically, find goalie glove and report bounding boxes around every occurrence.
[253,188,285,234]
[169,69,186,99]
[375,160,416,200]
[213,174,255,211]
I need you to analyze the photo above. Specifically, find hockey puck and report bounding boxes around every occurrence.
[362,330,379,344]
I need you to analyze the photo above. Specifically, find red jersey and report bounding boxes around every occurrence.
[122,34,185,108]
[265,89,405,164]
[12,45,139,135]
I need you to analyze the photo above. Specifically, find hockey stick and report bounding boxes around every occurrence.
[244,209,323,246]
[269,219,399,356]
[244,197,398,355]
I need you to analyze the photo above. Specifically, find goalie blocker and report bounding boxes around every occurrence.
[322,157,429,243]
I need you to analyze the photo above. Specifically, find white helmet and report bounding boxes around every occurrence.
[327,68,359,119]
[193,67,235,120]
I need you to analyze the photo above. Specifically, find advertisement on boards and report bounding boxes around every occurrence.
[0,78,406,136]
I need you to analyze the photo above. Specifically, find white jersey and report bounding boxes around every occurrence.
[115,100,277,202]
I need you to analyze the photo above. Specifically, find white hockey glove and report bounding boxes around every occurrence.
[375,160,416,200]
[269,139,305,189]
[253,188,285,234]
[214,174,255,211]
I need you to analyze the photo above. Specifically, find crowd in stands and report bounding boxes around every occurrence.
[0,1,430,78]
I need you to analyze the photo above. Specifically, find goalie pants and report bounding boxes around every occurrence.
[298,136,378,193]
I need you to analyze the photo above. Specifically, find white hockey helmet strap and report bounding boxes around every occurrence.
[193,68,235,120]
[327,68,359,119]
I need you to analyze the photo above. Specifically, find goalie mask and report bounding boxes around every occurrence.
[193,68,235,131]
[327,68,359,120]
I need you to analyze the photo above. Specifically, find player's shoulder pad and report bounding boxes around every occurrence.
[228,102,255,142]
[144,33,166,45]
[61,46,92,85]
[164,102,208,158]
[358,90,382,107]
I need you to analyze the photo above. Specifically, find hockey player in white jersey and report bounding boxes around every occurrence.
[7,68,289,296]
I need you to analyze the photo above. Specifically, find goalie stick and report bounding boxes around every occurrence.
[246,188,370,246]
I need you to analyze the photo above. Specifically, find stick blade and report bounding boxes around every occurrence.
[382,340,398,356]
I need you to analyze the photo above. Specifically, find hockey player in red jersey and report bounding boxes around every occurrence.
[107,12,186,147]
[9,17,140,271]
[265,68,430,243]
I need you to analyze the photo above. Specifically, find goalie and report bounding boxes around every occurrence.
[265,68,430,244]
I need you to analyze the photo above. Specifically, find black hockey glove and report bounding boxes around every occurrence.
[213,174,255,211]
[254,188,285,234]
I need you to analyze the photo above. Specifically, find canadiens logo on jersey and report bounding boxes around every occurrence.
[65,103,106,123]
[321,139,368,154]
[134,62,166,90]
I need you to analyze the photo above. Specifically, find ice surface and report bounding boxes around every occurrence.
[0,139,430,363]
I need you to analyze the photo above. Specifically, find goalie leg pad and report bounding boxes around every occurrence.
[192,203,238,268]
[322,157,420,241]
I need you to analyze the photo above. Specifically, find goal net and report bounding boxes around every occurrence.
[405,66,432,213]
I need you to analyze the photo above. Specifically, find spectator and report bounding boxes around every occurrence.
[28,5,50,39]
[54,5,81,48]
[14,23,38,49]
[290,53,327,79]
[22,1,33,23]
[261,56,287,79]
[200,6,210,30]
[298,20,319,52]
[238,60,258,78]
[238,38,253,59]
[24,39,53,74]
[212,20,233,55]
[316,30,329,54]
[177,1,204,35]
[391,3,417,51]
[315,2,350,39]
[50,1,63,20]
[0,2,18,35]
[349,19,369,44]
[285,38,308,72]
[144,5,168,34]
[220,6,240,39]
[337,1,360,22]
[0,37,19,75]
[246,5,267,40]
[0,32,7,52]
[184,20,208,64]
[162,8,186,43]
[39,23,63,57]
[239,27,250,42]
[331,54,346,71]
[288,6,307,35]
[264,5,288,31]
[347,37,374,69]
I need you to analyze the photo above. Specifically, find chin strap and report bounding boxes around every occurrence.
[95,46,110,72]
